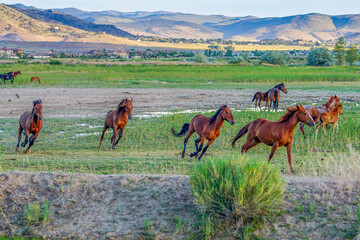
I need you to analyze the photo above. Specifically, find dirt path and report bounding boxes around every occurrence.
[1,88,359,119]
[0,172,359,239]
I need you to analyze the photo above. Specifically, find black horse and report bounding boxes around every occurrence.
[267,83,288,112]
[1,72,14,84]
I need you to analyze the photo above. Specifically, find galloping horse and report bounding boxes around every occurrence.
[172,105,235,160]
[316,103,343,137]
[31,77,41,84]
[300,95,340,136]
[15,100,43,154]
[251,91,269,111]
[99,98,133,149]
[266,83,288,111]
[231,105,315,172]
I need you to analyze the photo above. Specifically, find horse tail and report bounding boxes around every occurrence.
[171,123,189,137]
[231,122,251,148]
[251,93,257,102]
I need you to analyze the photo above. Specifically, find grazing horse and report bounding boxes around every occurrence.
[172,105,235,160]
[99,98,133,149]
[31,77,41,84]
[251,91,269,111]
[15,100,43,154]
[231,105,315,172]
[266,83,288,111]
[300,95,340,136]
[316,103,343,137]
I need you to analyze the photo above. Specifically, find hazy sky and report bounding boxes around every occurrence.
[3,0,360,17]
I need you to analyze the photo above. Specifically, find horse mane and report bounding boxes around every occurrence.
[274,83,284,89]
[277,107,298,123]
[116,98,130,113]
[209,105,226,125]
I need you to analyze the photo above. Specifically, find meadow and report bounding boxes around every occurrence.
[1,63,360,91]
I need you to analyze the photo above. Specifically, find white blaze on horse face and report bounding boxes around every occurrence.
[305,109,315,123]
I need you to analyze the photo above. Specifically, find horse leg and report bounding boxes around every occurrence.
[243,139,260,153]
[255,100,257,111]
[190,136,205,158]
[316,123,320,138]
[15,126,23,152]
[110,127,119,149]
[115,128,124,146]
[23,133,38,154]
[181,127,194,158]
[258,100,262,111]
[198,139,215,160]
[21,131,29,147]
[321,123,327,135]
[286,144,294,173]
[299,123,306,137]
[268,142,279,163]
[99,124,108,148]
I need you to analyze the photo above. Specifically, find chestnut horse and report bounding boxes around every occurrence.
[15,100,43,154]
[267,83,288,111]
[316,103,343,137]
[31,77,41,84]
[99,98,133,149]
[300,95,340,136]
[172,105,235,160]
[251,91,269,111]
[231,105,315,172]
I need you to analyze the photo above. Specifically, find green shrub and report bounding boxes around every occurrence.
[229,56,246,64]
[190,156,285,223]
[23,200,52,226]
[307,47,334,66]
[261,51,291,66]
[49,59,62,65]
[193,53,208,63]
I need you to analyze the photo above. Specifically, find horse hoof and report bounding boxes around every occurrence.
[21,143,25,147]
[189,153,196,158]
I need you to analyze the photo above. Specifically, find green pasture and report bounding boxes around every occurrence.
[0,63,360,91]
[0,105,358,176]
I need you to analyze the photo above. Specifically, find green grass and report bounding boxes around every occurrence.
[0,106,359,176]
[1,63,360,90]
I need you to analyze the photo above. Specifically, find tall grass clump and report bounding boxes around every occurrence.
[190,156,285,236]
[23,200,52,226]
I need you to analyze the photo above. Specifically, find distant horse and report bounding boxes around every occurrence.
[316,103,343,137]
[300,95,340,136]
[231,105,315,172]
[267,83,288,111]
[99,98,133,149]
[15,99,43,154]
[251,91,269,111]
[31,77,41,84]
[1,71,21,84]
[172,105,235,160]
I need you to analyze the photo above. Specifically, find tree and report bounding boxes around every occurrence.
[345,45,359,66]
[333,37,346,65]
[307,48,334,66]
[261,51,291,66]
[225,49,233,57]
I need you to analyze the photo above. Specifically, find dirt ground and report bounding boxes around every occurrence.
[0,172,359,239]
[1,88,359,119]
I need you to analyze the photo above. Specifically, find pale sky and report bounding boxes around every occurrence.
[2,0,360,17]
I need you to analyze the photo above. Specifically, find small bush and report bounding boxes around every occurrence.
[23,200,52,226]
[49,59,62,65]
[229,56,246,64]
[261,51,291,66]
[190,156,285,223]
[307,48,334,66]
[193,53,207,63]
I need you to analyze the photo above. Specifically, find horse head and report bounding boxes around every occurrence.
[337,103,343,115]
[220,105,235,125]
[297,104,314,127]
[32,99,43,121]
[117,98,133,119]
[278,83,288,94]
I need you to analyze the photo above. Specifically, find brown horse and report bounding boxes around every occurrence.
[300,95,340,136]
[13,71,21,77]
[316,103,343,137]
[267,83,288,111]
[172,105,235,160]
[99,98,133,149]
[251,91,269,111]
[231,105,315,172]
[15,100,43,154]
[31,77,41,84]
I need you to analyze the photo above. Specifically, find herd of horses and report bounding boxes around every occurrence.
[0,70,41,84]
[14,84,342,173]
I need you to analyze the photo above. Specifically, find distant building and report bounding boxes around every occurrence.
[0,48,24,56]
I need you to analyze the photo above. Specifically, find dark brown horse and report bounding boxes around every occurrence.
[300,95,340,136]
[15,100,43,154]
[251,91,269,111]
[1,71,21,84]
[172,105,235,160]
[99,98,133,149]
[231,105,315,172]
[31,77,41,84]
[267,83,288,111]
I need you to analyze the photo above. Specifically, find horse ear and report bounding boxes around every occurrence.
[334,95,337,98]
[39,99,42,104]
[296,105,300,110]
[33,101,36,105]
